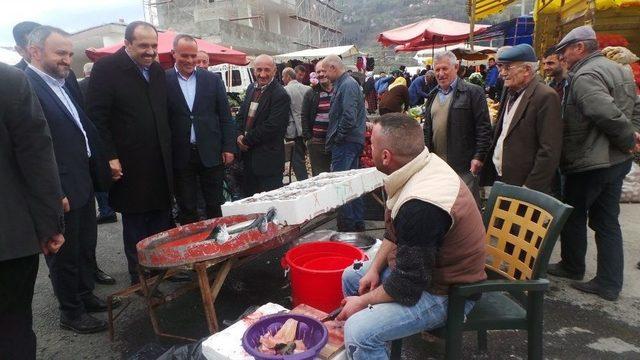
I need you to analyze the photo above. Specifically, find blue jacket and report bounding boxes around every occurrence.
[486,65,499,87]
[375,76,393,94]
[326,72,366,150]
[408,75,429,106]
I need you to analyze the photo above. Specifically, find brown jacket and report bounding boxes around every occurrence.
[480,79,563,194]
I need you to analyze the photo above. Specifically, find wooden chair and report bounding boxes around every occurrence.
[390,182,573,359]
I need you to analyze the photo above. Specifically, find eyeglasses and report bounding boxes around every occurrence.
[497,63,526,72]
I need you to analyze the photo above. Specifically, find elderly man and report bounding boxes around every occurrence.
[302,60,334,175]
[282,67,311,181]
[24,26,115,333]
[236,54,290,195]
[324,54,367,232]
[196,50,209,69]
[87,21,175,285]
[547,26,640,301]
[542,47,568,99]
[0,63,65,359]
[167,34,236,224]
[480,44,563,194]
[423,51,492,205]
[408,70,435,106]
[338,113,486,359]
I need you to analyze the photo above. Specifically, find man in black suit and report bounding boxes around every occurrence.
[0,63,65,360]
[167,34,236,224]
[25,26,116,333]
[236,54,290,196]
[86,21,175,285]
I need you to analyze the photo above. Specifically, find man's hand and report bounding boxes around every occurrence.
[236,135,249,152]
[62,197,70,213]
[358,270,380,295]
[470,159,483,176]
[109,159,123,181]
[630,132,640,154]
[222,152,235,165]
[40,233,65,256]
[336,296,368,321]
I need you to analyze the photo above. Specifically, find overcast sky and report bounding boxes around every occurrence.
[1,0,144,47]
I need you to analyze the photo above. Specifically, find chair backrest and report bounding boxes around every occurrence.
[483,182,572,281]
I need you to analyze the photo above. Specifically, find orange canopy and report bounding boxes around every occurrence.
[85,30,249,69]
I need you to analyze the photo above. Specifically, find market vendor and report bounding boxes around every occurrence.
[337,113,487,360]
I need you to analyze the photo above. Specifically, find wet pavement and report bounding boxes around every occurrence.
[32,205,640,359]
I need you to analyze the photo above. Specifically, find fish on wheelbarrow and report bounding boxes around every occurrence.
[207,207,277,244]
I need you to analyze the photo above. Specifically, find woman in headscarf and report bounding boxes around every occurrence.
[378,76,409,115]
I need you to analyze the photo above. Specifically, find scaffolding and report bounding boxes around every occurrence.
[143,0,343,51]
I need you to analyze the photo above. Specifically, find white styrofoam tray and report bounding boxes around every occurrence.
[221,168,386,225]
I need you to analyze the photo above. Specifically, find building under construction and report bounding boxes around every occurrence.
[144,0,344,55]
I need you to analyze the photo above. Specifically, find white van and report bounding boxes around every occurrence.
[208,64,255,94]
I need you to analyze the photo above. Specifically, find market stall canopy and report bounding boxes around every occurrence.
[379,18,490,51]
[85,30,249,69]
[470,0,518,21]
[414,43,496,63]
[273,45,362,62]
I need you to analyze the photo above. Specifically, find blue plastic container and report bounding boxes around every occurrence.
[242,314,328,360]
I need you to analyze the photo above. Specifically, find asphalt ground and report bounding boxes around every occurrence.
[32,204,640,359]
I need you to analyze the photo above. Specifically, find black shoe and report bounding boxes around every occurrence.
[547,262,584,281]
[83,294,121,313]
[637,261,640,270]
[96,214,117,224]
[167,271,192,283]
[94,268,116,285]
[571,278,619,301]
[60,313,108,334]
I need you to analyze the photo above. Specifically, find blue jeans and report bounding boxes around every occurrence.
[341,261,475,360]
[330,142,364,231]
[95,191,114,217]
[560,159,632,292]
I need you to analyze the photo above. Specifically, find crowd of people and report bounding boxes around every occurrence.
[0,18,639,360]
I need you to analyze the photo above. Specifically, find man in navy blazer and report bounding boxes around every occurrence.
[166,34,236,224]
[24,26,115,334]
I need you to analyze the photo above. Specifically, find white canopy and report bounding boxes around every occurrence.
[274,45,362,62]
[0,48,21,65]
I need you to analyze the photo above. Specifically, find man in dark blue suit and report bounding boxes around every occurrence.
[24,26,116,334]
[166,34,236,224]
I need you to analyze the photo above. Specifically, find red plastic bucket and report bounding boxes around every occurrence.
[282,241,365,312]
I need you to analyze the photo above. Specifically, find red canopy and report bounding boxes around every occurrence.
[85,31,249,69]
[378,18,490,51]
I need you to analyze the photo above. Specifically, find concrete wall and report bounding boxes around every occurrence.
[69,23,126,78]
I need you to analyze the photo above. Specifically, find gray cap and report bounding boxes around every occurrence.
[554,25,597,53]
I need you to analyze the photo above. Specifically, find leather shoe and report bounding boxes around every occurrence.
[83,294,121,313]
[546,262,584,281]
[97,214,117,224]
[637,261,640,270]
[94,268,116,285]
[60,313,108,334]
[571,278,619,301]
[167,271,192,283]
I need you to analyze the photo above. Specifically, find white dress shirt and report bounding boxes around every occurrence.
[175,67,197,144]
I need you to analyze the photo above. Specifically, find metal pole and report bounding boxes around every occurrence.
[469,0,477,51]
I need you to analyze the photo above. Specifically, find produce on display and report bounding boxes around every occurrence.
[360,130,374,168]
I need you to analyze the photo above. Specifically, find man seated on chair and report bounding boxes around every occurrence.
[337,113,487,360]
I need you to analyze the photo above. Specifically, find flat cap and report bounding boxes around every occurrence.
[554,25,597,53]
[497,44,537,63]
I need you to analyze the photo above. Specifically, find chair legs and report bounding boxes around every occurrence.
[527,291,544,360]
[477,330,488,352]
[390,339,402,360]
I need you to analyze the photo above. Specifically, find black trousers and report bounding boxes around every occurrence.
[121,209,173,284]
[306,140,331,176]
[174,147,225,224]
[0,254,39,360]
[45,198,96,319]
[286,137,309,181]
[560,159,632,291]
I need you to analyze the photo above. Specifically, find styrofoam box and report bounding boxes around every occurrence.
[221,168,386,225]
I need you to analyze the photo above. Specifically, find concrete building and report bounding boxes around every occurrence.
[145,0,343,55]
[69,22,127,78]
